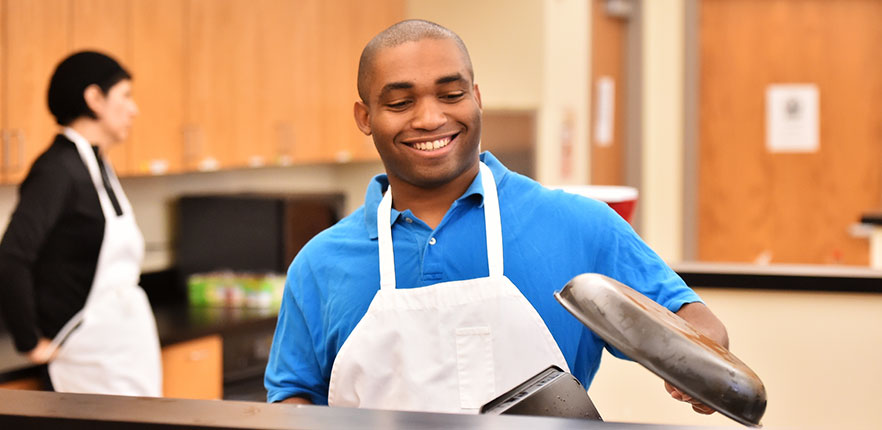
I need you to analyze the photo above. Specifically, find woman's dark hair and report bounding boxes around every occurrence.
[47,51,131,126]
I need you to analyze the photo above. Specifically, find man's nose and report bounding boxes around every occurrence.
[411,99,447,130]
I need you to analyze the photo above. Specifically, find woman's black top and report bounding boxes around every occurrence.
[0,134,119,352]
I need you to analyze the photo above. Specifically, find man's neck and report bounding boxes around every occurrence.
[388,166,479,230]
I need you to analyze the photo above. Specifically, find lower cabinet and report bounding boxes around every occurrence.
[0,377,42,390]
[161,334,223,400]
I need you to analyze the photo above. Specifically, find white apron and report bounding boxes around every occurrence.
[46,128,162,397]
[328,162,569,413]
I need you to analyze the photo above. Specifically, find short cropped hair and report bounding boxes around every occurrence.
[357,19,473,103]
[47,51,131,126]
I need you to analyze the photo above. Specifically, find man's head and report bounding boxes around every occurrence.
[354,20,483,191]
[48,51,138,143]
[357,20,474,104]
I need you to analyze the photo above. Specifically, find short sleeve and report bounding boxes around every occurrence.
[264,256,329,404]
[590,204,702,359]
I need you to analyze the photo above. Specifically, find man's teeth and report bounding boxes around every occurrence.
[413,137,451,151]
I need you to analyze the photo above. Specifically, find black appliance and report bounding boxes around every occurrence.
[176,193,344,279]
[175,193,344,401]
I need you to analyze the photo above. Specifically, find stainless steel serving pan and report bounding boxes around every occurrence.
[555,273,767,427]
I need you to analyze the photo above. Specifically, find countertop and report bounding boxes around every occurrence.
[0,302,279,383]
[671,261,882,293]
[0,388,748,430]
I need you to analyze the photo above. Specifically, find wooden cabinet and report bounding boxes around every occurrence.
[0,0,404,184]
[69,0,132,174]
[161,334,223,400]
[129,0,187,176]
[0,376,42,391]
[0,0,71,184]
[256,0,321,165]
[186,0,263,171]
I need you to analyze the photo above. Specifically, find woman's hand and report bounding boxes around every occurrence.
[665,381,716,414]
[26,338,57,364]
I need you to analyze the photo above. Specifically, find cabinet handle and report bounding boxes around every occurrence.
[187,349,208,361]
[14,129,25,172]
[1,130,9,175]
[276,122,294,166]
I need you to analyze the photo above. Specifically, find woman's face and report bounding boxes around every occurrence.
[92,79,138,144]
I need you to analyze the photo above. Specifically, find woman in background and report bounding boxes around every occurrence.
[0,51,161,396]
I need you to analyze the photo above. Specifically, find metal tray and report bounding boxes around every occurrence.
[554,273,767,427]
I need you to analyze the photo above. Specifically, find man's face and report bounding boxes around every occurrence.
[355,38,482,190]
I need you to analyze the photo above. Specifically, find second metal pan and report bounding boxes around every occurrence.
[555,273,767,427]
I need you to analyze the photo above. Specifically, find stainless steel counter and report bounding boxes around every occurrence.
[0,388,746,430]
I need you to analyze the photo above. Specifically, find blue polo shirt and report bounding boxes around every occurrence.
[265,152,701,405]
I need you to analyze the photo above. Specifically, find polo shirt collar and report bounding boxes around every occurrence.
[364,151,508,239]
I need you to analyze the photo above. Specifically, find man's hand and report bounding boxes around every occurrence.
[664,381,715,414]
[667,301,729,415]
[26,338,57,364]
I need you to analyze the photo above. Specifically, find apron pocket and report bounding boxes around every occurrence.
[455,326,495,410]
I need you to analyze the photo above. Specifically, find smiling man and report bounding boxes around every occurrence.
[265,19,728,415]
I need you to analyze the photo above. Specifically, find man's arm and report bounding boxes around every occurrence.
[676,302,728,348]
[280,396,313,405]
[667,301,729,414]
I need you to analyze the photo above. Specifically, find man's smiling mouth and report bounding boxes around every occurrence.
[406,133,458,152]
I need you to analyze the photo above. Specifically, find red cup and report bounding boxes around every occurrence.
[551,185,639,223]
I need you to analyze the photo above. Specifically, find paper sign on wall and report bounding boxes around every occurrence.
[765,84,819,153]
[594,76,615,147]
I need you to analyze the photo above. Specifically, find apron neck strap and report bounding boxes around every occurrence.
[377,162,503,291]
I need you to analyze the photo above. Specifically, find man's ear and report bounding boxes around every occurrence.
[353,101,372,136]
[473,83,483,110]
[83,84,104,115]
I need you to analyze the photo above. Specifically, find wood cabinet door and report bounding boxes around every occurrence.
[187,0,260,171]
[69,0,132,175]
[698,0,882,264]
[1,0,71,184]
[161,335,223,400]
[255,0,320,165]
[128,0,187,176]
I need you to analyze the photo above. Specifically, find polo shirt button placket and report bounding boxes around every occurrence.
[428,237,437,245]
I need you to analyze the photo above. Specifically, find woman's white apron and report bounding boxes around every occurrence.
[46,128,162,397]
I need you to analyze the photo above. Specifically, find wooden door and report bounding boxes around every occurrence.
[589,0,628,185]
[698,0,882,265]
[70,0,133,174]
[1,0,71,184]
[187,0,260,171]
[128,0,187,176]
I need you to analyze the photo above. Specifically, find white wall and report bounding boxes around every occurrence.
[407,0,591,186]
[639,0,685,261]
[406,0,544,110]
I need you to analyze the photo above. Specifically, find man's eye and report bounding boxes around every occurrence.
[442,92,465,101]
[386,100,411,110]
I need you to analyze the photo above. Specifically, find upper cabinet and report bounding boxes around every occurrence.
[69,0,132,174]
[0,0,404,184]
[1,0,71,184]
[129,0,187,176]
